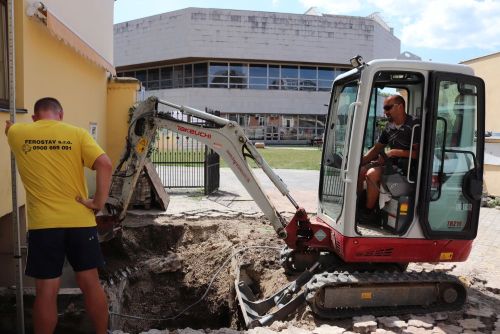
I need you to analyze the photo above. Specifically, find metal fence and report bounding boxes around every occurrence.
[151,107,220,194]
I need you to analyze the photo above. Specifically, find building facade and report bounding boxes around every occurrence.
[463,52,500,196]
[0,0,139,288]
[114,7,401,144]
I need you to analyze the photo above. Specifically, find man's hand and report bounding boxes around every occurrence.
[76,196,103,213]
[5,120,13,135]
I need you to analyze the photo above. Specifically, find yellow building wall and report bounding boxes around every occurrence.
[1,1,111,217]
[106,78,140,166]
[464,53,500,132]
[484,165,500,197]
[464,53,500,196]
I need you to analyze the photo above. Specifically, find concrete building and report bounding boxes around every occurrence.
[114,7,401,144]
[463,52,500,196]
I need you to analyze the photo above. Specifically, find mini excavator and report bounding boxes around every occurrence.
[99,57,485,327]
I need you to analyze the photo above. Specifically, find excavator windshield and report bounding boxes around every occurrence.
[319,75,359,221]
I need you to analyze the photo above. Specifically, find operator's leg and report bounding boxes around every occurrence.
[75,269,108,334]
[365,166,382,209]
[33,278,60,334]
[358,165,369,193]
[66,226,107,334]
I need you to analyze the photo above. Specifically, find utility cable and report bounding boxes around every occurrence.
[109,245,282,322]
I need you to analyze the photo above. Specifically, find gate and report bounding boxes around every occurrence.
[152,107,220,194]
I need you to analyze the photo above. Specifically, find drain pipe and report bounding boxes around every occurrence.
[8,1,25,333]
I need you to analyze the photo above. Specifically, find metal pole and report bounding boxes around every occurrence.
[7,0,25,333]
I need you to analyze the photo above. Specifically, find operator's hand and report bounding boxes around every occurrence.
[76,196,102,214]
[4,120,13,136]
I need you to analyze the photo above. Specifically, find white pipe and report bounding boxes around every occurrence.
[8,0,25,333]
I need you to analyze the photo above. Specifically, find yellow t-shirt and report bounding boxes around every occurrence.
[8,120,105,230]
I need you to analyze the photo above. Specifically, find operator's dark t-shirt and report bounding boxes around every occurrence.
[378,115,420,150]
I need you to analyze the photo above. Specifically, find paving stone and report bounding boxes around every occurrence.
[312,324,346,334]
[401,326,430,334]
[284,325,312,334]
[185,215,200,221]
[377,316,407,331]
[458,318,486,330]
[462,331,484,334]
[172,213,184,219]
[465,306,494,318]
[429,313,448,321]
[209,329,240,334]
[429,327,446,334]
[247,328,279,334]
[176,329,204,334]
[139,330,168,334]
[268,321,288,332]
[352,315,377,333]
[431,325,462,334]
[407,315,434,329]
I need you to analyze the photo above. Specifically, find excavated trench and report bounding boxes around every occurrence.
[99,217,286,333]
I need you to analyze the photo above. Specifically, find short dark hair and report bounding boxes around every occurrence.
[390,94,406,109]
[34,97,63,114]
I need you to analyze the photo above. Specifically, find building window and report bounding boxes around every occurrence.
[229,63,248,89]
[0,0,7,107]
[193,63,208,87]
[209,62,228,88]
[117,61,349,92]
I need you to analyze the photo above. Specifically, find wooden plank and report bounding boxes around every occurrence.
[144,160,170,211]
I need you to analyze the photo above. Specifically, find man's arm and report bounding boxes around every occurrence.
[362,142,385,165]
[387,144,419,159]
[4,120,13,135]
[77,154,113,211]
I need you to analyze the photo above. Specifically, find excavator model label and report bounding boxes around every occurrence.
[361,292,373,300]
[176,125,212,139]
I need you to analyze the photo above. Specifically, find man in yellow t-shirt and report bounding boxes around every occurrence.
[6,97,112,334]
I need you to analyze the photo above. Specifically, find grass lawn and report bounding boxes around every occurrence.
[221,147,323,170]
[152,147,323,170]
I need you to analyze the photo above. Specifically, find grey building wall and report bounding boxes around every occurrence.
[147,88,329,115]
[114,8,400,67]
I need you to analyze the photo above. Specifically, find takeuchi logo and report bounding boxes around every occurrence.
[176,125,211,139]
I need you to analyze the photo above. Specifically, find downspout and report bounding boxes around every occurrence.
[8,0,25,333]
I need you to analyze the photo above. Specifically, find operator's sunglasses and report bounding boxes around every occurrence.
[383,103,399,111]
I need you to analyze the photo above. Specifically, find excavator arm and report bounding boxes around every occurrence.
[99,96,307,240]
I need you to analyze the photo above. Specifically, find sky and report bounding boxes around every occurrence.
[114,0,500,64]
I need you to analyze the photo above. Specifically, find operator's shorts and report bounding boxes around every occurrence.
[25,226,105,279]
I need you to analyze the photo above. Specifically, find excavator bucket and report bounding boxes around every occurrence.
[96,213,121,242]
[235,262,319,328]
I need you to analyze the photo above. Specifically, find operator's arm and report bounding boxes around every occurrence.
[387,144,419,159]
[362,142,385,165]
[77,154,112,211]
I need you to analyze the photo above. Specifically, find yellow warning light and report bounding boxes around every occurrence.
[400,202,408,213]
[361,292,372,300]
[439,252,453,260]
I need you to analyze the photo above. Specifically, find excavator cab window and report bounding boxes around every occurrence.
[420,72,485,239]
[356,71,424,236]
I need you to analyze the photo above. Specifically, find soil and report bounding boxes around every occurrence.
[99,215,500,334]
[100,215,288,333]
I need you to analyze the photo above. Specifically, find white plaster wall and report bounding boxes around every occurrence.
[32,0,114,63]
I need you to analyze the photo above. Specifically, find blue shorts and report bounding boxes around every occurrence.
[26,227,105,279]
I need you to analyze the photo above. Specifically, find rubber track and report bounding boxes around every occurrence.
[305,270,467,319]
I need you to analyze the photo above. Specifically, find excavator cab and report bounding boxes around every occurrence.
[318,58,485,263]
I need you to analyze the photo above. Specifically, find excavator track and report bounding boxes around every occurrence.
[305,270,467,319]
